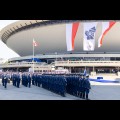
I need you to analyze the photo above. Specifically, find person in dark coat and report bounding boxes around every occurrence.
[28,74,31,88]
[84,74,91,100]
[78,74,82,97]
[79,75,86,99]
[32,73,35,85]
[17,73,21,88]
[4,74,8,88]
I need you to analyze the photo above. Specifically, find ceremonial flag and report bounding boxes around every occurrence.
[66,22,79,51]
[83,22,98,51]
[98,21,116,47]
[33,39,38,47]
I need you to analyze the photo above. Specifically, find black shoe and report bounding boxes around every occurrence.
[86,98,90,100]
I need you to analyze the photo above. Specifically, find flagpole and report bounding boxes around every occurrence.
[33,38,34,73]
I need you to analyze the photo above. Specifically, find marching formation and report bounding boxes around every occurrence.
[0,72,91,100]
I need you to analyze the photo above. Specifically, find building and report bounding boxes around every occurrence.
[1,20,120,75]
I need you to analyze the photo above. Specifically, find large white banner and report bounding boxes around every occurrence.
[66,22,79,51]
[98,21,116,47]
[66,24,73,51]
[83,22,98,51]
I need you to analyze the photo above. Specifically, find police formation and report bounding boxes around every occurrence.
[0,72,91,100]
[21,73,31,88]
[31,73,91,99]
[65,74,91,100]
[32,74,67,97]
[11,73,21,88]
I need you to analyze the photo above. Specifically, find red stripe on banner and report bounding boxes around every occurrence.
[100,21,116,46]
[72,22,79,50]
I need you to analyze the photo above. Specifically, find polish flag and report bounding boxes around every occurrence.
[33,39,38,47]
[66,22,79,51]
[98,21,116,47]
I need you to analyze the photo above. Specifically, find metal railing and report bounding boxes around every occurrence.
[55,61,120,67]
[0,62,50,68]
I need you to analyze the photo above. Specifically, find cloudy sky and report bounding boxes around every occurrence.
[0,20,20,59]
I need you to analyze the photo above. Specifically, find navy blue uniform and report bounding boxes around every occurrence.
[32,74,35,85]
[80,77,86,99]
[28,74,31,88]
[4,75,8,88]
[84,77,91,100]
[17,74,21,88]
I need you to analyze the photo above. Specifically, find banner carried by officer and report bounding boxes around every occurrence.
[83,22,98,51]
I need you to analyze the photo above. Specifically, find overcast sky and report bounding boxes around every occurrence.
[0,20,20,59]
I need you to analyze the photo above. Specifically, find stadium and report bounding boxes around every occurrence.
[1,20,120,76]
[1,20,120,101]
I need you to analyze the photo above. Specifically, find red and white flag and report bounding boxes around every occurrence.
[66,22,79,51]
[98,21,116,47]
[33,39,38,47]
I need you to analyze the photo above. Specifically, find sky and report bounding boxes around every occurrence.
[0,20,20,59]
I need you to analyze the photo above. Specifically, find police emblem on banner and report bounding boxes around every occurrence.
[85,27,96,40]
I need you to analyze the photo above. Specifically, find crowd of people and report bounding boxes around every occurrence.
[0,72,91,100]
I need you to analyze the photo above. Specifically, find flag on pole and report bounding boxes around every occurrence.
[98,21,116,47]
[83,69,87,76]
[83,22,98,51]
[33,39,38,47]
[66,22,79,51]
[32,38,38,73]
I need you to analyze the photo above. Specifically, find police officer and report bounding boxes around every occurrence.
[84,74,91,100]
[14,74,17,87]
[4,74,8,88]
[32,73,35,85]
[77,74,83,98]
[80,74,86,99]
[25,73,28,87]
[12,73,15,86]
[28,73,31,88]
[34,74,38,86]
[17,73,21,88]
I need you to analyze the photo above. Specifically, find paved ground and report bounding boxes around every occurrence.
[0,79,120,100]
[0,80,80,100]
[89,85,120,100]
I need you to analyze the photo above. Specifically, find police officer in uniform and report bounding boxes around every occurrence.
[28,73,31,88]
[4,74,8,88]
[84,74,91,100]
[17,73,21,88]
[80,74,86,99]
[78,74,82,97]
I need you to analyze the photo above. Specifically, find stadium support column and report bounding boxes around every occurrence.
[93,66,94,72]
[91,66,96,76]
[17,68,19,72]
[69,67,71,73]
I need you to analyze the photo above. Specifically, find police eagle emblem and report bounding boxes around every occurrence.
[85,27,96,40]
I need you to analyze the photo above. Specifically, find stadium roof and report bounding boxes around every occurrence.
[1,20,120,56]
[0,20,80,44]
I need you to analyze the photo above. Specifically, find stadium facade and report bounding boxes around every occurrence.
[1,20,120,75]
